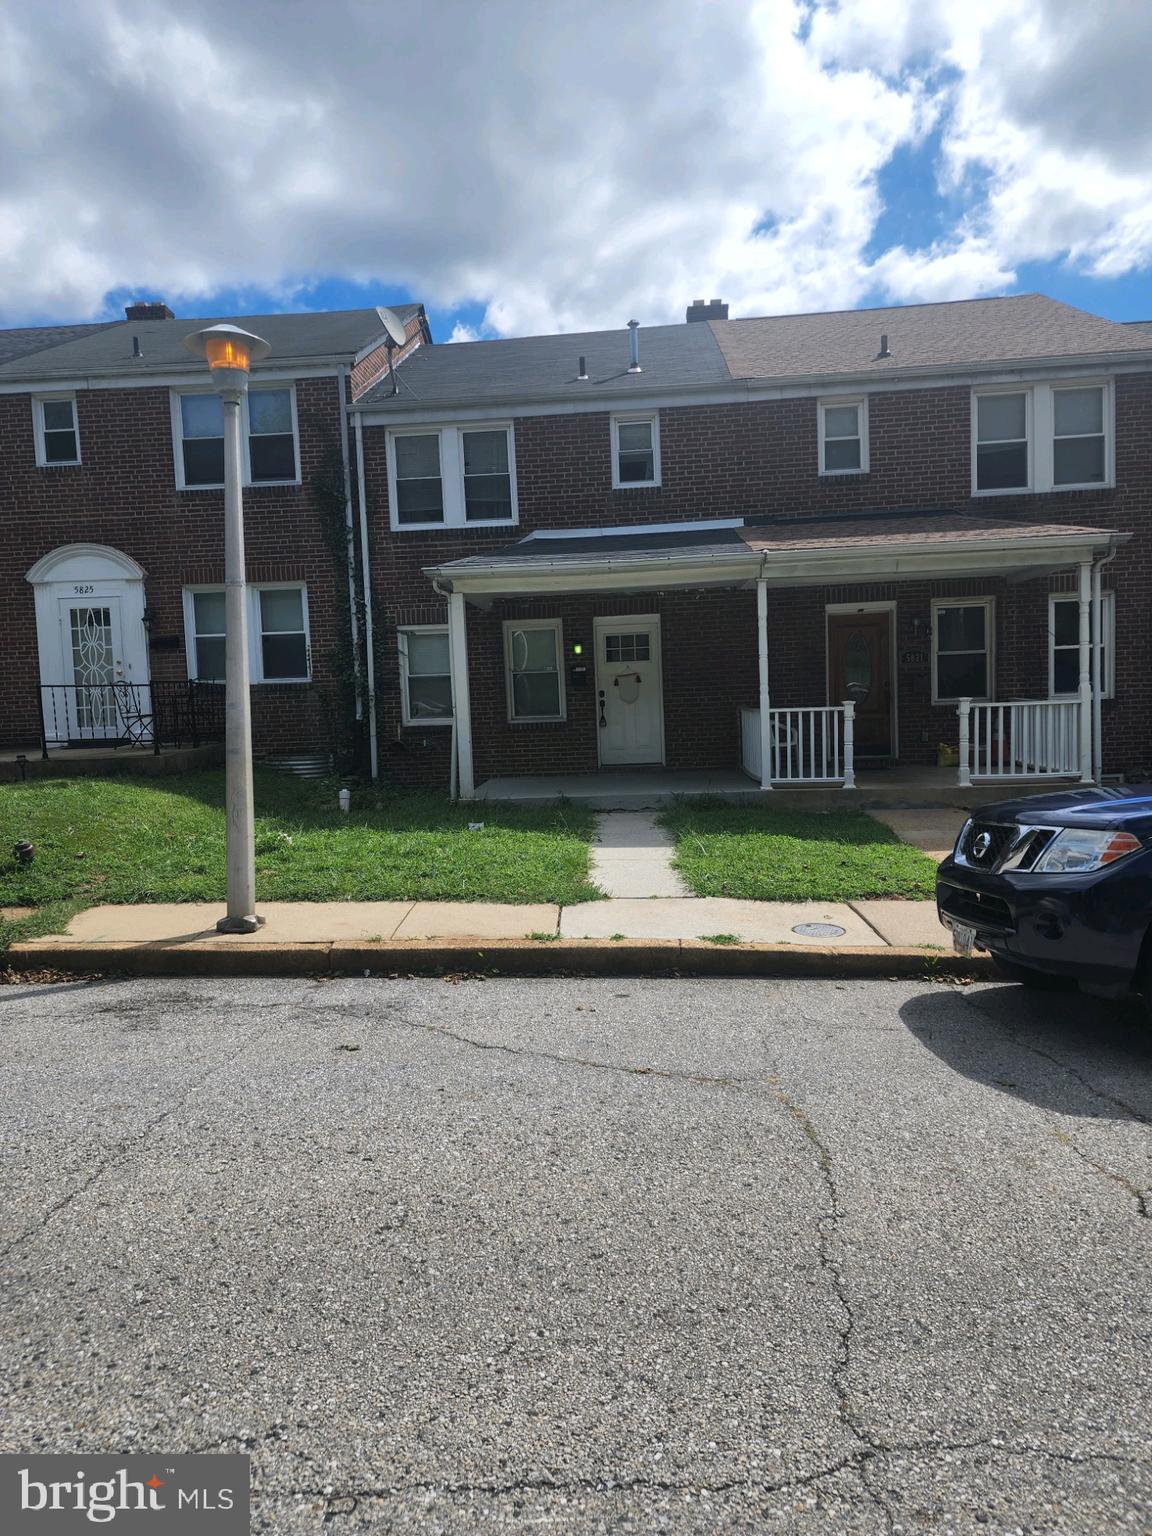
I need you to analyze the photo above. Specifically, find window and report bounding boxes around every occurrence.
[1052,387,1106,487]
[462,429,513,521]
[972,382,1112,494]
[398,626,453,724]
[932,599,994,702]
[819,398,867,474]
[1049,592,1115,699]
[173,386,300,489]
[611,414,660,488]
[35,395,80,465]
[393,433,444,524]
[604,631,651,663]
[387,425,516,529]
[248,388,297,482]
[504,619,565,721]
[975,392,1028,491]
[183,584,310,683]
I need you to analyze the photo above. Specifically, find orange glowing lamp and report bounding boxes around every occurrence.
[183,323,270,394]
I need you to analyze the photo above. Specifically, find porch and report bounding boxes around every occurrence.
[423,510,1128,802]
[474,765,1072,811]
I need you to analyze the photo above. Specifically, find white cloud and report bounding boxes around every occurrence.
[1,0,1150,333]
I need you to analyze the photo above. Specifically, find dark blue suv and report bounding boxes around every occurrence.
[937,785,1152,1003]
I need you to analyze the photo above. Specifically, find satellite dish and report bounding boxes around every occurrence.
[375,306,407,347]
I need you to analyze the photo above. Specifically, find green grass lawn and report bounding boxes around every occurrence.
[0,769,601,951]
[661,799,938,902]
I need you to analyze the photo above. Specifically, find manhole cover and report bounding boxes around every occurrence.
[791,922,846,939]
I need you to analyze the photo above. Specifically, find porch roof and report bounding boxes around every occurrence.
[425,510,1128,598]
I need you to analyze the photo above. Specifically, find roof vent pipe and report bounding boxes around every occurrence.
[577,355,588,380]
[132,336,141,358]
[627,319,641,373]
[878,332,892,359]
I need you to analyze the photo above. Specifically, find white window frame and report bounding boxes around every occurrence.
[1049,591,1115,700]
[397,624,453,727]
[818,396,868,476]
[931,597,995,704]
[971,381,1113,496]
[170,384,301,491]
[182,582,312,684]
[33,393,81,467]
[503,617,566,723]
[386,423,518,531]
[610,412,661,489]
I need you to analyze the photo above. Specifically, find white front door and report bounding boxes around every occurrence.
[59,597,129,740]
[595,616,665,766]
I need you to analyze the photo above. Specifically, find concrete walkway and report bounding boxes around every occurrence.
[871,807,967,863]
[589,811,687,898]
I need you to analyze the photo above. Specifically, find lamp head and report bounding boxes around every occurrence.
[183,323,270,396]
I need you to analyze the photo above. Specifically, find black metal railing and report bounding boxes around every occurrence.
[38,681,226,757]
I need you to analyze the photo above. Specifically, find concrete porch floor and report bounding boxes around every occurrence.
[474,766,1088,810]
[0,742,223,782]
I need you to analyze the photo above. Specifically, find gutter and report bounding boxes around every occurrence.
[353,411,380,779]
[336,365,362,721]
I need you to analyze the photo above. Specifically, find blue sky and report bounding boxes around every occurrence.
[4,1,1152,338]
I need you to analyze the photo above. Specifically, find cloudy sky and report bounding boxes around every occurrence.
[2,0,1150,340]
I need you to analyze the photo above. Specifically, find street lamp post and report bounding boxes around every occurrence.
[183,323,271,933]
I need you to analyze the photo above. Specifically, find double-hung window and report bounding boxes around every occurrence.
[504,619,565,721]
[35,395,80,465]
[1049,592,1115,699]
[972,383,1111,493]
[388,425,517,529]
[398,627,453,724]
[932,599,994,702]
[818,398,868,474]
[611,414,659,487]
[183,584,311,683]
[174,386,300,488]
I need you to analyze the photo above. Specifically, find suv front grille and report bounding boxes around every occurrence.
[962,822,1017,869]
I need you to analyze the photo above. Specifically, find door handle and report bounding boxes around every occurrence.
[598,689,606,728]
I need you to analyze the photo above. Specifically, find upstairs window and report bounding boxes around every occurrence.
[248,388,297,482]
[178,393,226,486]
[932,599,994,702]
[611,414,660,487]
[504,619,565,721]
[398,626,453,724]
[35,395,80,465]
[387,425,517,530]
[462,429,513,521]
[972,382,1111,494]
[393,433,444,524]
[819,398,868,474]
[975,392,1028,491]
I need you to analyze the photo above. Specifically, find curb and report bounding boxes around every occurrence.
[6,936,993,981]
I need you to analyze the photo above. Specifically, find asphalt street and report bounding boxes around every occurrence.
[0,974,1149,1534]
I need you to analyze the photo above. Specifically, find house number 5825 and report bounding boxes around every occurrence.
[73,584,94,594]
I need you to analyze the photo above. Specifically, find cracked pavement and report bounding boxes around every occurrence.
[1,974,1150,1533]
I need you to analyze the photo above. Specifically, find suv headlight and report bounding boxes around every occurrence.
[954,817,973,858]
[1031,828,1143,874]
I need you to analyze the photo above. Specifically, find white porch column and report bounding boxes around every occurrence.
[1091,560,1104,785]
[1077,558,1092,783]
[958,698,972,787]
[757,579,773,790]
[448,590,475,800]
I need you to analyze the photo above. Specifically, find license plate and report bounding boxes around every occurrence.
[951,923,976,956]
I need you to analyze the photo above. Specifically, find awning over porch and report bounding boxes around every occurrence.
[424,509,1128,598]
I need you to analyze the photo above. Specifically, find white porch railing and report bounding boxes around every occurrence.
[740,703,856,787]
[958,698,1084,784]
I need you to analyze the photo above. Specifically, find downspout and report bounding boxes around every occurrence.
[353,410,379,779]
[336,366,362,721]
[1092,546,1118,783]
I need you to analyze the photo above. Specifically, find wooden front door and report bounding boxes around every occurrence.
[827,611,893,757]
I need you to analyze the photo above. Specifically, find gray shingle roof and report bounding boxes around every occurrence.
[359,320,731,409]
[0,305,422,381]
[0,322,115,367]
[361,294,1152,412]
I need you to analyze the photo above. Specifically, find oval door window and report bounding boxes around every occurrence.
[844,631,872,700]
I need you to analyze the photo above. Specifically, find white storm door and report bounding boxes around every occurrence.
[595,616,665,766]
[58,597,127,740]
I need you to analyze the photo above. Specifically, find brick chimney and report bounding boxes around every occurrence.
[686,298,728,322]
[124,300,175,321]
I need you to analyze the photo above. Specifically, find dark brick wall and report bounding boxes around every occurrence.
[0,374,349,754]
[366,372,1152,785]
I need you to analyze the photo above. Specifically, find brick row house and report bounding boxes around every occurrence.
[353,294,1151,797]
[0,300,428,762]
[1,291,1150,797]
